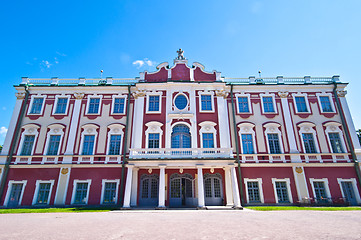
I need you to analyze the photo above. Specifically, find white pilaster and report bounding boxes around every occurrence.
[217,93,231,148]
[131,93,145,148]
[197,166,205,208]
[1,92,26,157]
[224,167,234,206]
[230,166,242,208]
[292,166,310,203]
[190,88,198,148]
[158,165,166,208]
[63,93,84,163]
[123,165,134,208]
[130,167,139,206]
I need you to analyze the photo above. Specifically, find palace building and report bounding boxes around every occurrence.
[1,50,361,208]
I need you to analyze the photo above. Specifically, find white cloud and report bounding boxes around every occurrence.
[0,126,7,136]
[132,58,156,69]
[41,60,52,69]
[56,51,67,57]
[54,57,59,64]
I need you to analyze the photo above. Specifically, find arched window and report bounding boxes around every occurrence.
[171,124,191,148]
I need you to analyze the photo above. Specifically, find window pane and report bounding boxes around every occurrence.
[247,182,261,203]
[202,133,214,148]
[201,95,212,111]
[320,96,333,112]
[36,183,51,204]
[175,95,188,110]
[47,135,61,155]
[263,97,275,113]
[295,96,308,112]
[329,133,344,153]
[74,183,88,204]
[302,133,317,153]
[82,135,95,155]
[103,182,117,204]
[30,98,44,114]
[238,97,249,113]
[275,181,289,203]
[242,134,254,154]
[113,98,125,114]
[88,98,100,114]
[148,133,160,148]
[313,181,328,202]
[21,135,35,155]
[55,98,68,114]
[268,134,281,154]
[109,135,121,155]
[148,95,160,111]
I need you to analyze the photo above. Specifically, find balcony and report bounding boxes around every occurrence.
[129,148,233,159]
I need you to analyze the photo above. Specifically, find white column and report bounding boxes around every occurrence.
[158,165,166,208]
[131,93,145,149]
[217,93,231,149]
[123,165,134,208]
[63,93,84,163]
[197,166,205,208]
[279,92,299,161]
[224,167,234,206]
[230,166,242,208]
[130,167,139,207]
[1,92,26,157]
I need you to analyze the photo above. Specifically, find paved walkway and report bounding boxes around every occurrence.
[0,210,361,239]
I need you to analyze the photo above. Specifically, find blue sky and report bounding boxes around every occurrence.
[0,0,361,144]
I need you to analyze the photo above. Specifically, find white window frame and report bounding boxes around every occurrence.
[292,93,310,114]
[235,93,252,114]
[324,122,348,157]
[100,179,120,204]
[79,124,99,163]
[264,123,285,161]
[4,180,27,207]
[260,93,277,114]
[272,178,293,203]
[309,178,332,203]
[16,124,40,164]
[42,124,65,164]
[53,94,70,115]
[244,178,264,204]
[198,91,215,113]
[71,179,92,205]
[145,121,163,149]
[32,180,55,205]
[106,124,125,163]
[199,121,217,148]
[86,94,103,115]
[238,123,257,157]
[146,91,162,114]
[316,92,336,113]
[173,92,190,112]
[297,122,321,161]
[337,178,361,204]
[28,94,46,115]
[111,94,127,115]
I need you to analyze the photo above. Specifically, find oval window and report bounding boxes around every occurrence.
[175,95,188,110]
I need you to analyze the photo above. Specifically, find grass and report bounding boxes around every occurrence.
[0,207,118,214]
[246,206,361,211]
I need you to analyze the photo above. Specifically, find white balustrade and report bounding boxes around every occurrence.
[129,148,233,159]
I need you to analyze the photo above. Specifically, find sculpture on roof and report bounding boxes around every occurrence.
[176,48,185,60]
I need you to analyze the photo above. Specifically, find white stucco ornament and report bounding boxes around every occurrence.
[28,128,34,134]
[148,168,152,174]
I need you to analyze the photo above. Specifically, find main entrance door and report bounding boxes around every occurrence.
[8,183,24,207]
[341,181,357,205]
[139,174,159,207]
[204,173,223,206]
[169,173,195,207]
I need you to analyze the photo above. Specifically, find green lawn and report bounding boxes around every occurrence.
[0,207,118,214]
[246,206,361,211]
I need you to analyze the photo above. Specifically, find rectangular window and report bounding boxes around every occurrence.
[55,98,68,114]
[302,133,317,153]
[247,182,261,203]
[320,96,333,112]
[21,135,35,155]
[108,135,121,155]
[36,183,51,204]
[201,95,212,111]
[275,181,290,203]
[148,133,160,148]
[241,134,254,154]
[262,97,275,113]
[88,98,100,114]
[148,95,160,112]
[295,96,308,112]
[103,182,117,204]
[113,98,125,114]
[47,135,61,155]
[202,133,214,148]
[30,98,44,114]
[74,183,88,204]
[313,181,328,202]
[268,133,281,154]
[238,97,250,113]
[82,135,95,155]
[329,133,344,153]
